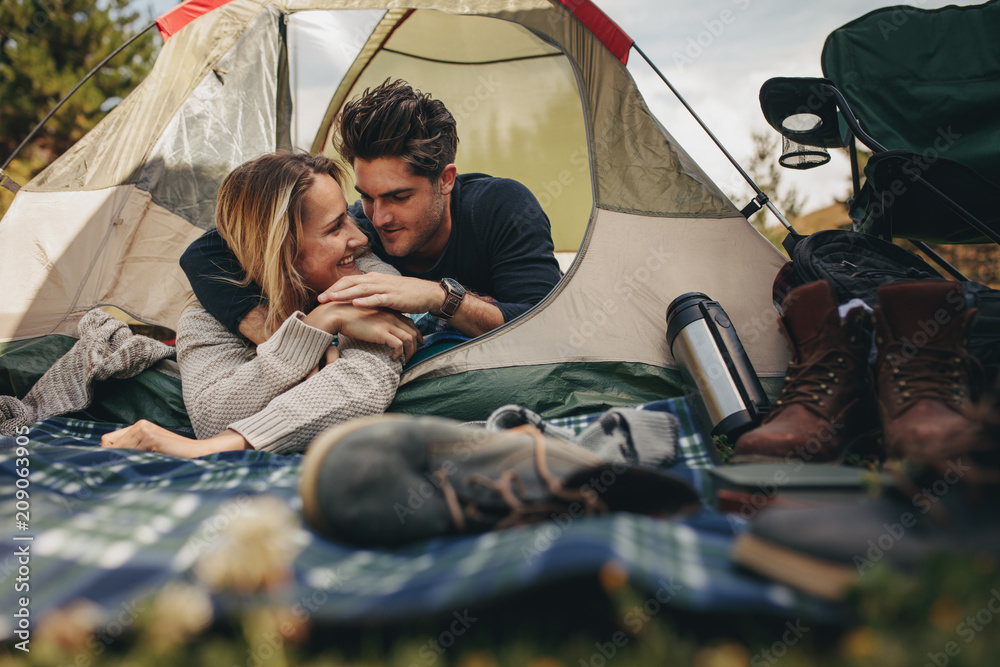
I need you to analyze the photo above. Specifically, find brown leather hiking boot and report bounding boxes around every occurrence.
[731,375,1000,602]
[733,280,878,463]
[874,281,985,470]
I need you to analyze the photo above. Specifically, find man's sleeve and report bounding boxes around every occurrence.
[179,229,266,336]
[478,179,562,322]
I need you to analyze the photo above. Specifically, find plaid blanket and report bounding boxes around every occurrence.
[0,399,838,639]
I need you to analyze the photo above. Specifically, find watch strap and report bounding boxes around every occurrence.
[435,278,465,319]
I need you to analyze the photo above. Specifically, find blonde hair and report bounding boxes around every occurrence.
[215,152,347,337]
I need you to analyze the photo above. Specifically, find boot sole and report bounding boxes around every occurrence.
[731,534,858,600]
[299,413,409,538]
[730,428,882,466]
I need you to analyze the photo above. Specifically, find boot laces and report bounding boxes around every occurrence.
[772,350,851,415]
[882,344,979,408]
[433,425,607,532]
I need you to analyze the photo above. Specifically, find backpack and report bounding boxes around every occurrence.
[778,229,1000,382]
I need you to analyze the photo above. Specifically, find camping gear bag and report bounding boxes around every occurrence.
[779,229,1000,380]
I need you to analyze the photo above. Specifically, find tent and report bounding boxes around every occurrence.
[0,0,789,421]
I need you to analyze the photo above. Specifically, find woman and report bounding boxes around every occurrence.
[101,152,421,457]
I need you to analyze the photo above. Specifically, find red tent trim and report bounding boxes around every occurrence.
[558,0,634,65]
[156,0,237,41]
[159,1,634,64]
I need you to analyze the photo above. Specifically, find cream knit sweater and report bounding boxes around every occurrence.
[175,253,402,455]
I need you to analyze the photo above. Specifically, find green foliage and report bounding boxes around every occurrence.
[1,554,999,666]
[837,144,872,206]
[743,130,806,228]
[714,433,735,464]
[726,129,809,255]
[0,0,157,185]
[843,452,883,472]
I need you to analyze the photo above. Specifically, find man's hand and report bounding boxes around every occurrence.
[302,301,422,362]
[101,420,251,457]
[320,274,505,338]
[319,274,444,314]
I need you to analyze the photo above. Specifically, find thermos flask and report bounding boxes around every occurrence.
[666,292,770,439]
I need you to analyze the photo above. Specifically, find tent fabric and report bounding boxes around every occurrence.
[0,187,202,342]
[399,210,788,391]
[1,0,788,417]
[145,6,285,229]
[156,0,237,40]
[556,0,633,65]
[392,362,692,422]
[314,9,595,252]
[308,6,736,220]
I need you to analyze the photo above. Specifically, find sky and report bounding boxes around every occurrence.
[134,0,980,219]
[603,0,981,218]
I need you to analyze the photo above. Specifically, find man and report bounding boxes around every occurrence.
[180,79,561,344]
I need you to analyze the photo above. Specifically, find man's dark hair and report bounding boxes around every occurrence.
[335,79,458,180]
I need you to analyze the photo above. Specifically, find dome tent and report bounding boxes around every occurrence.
[0,0,788,421]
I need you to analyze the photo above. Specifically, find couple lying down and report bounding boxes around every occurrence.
[101,152,421,457]
[101,80,560,458]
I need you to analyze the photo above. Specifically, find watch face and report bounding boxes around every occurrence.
[438,278,466,319]
[442,277,465,297]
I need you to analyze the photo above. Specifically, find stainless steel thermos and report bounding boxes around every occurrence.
[666,292,770,439]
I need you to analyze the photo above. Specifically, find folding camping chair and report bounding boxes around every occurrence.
[756,0,1000,279]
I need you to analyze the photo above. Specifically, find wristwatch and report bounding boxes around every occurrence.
[434,277,466,319]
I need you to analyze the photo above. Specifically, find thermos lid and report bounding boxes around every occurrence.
[665,292,711,348]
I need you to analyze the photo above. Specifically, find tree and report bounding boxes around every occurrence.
[723,130,808,253]
[742,130,806,229]
[0,0,157,213]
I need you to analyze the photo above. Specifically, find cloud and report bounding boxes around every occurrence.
[606,0,980,211]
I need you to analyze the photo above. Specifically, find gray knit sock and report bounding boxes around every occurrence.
[574,408,679,468]
[484,404,577,442]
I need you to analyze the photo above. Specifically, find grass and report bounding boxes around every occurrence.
[2,551,998,667]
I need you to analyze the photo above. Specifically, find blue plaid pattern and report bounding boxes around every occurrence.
[0,403,839,638]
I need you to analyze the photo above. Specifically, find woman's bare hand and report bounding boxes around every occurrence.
[302,302,422,362]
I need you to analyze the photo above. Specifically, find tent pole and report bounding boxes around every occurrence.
[631,44,797,234]
[1,21,157,172]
